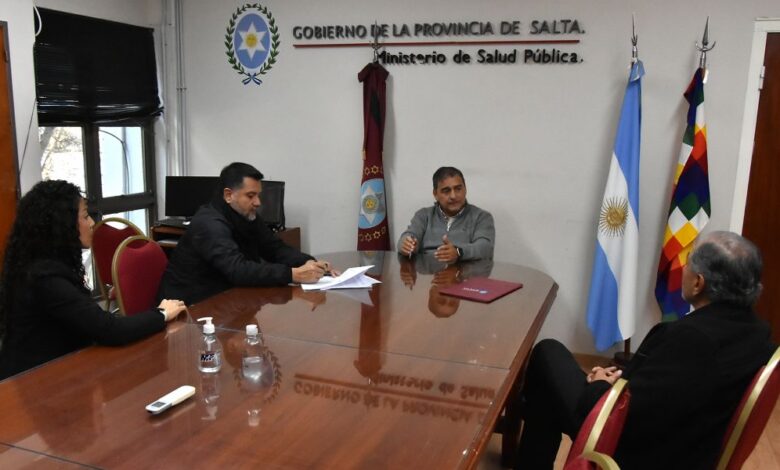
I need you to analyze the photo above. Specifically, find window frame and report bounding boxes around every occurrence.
[80,118,158,228]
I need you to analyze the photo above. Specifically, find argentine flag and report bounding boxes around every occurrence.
[586,60,644,351]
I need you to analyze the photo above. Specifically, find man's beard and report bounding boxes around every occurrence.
[230,200,257,221]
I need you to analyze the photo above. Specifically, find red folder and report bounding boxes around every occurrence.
[438,277,523,303]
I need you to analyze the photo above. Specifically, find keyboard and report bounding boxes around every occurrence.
[156,218,188,228]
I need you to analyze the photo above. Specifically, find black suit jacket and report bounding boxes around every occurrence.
[0,260,165,380]
[583,302,774,469]
[159,203,314,304]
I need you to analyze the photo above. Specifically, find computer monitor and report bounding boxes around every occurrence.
[164,176,220,218]
[164,176,285,230]
[259,180,285,231]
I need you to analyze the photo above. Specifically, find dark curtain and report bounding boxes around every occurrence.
[34,8,162,125]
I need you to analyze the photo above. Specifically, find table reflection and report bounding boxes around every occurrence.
[189,251,553,371]
[21,382,106,454]
[189,287,293,328]
[398,254,494,318]
[0,295,536,469]
[354,278,385,379]
[224,329,282,426]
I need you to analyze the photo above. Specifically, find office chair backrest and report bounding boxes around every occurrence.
[92,217,142,309]
[717,345,780,470]
[566,378,630,467]
[112,235,167,316]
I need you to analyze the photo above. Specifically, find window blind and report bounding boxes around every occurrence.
[34,8,162,124]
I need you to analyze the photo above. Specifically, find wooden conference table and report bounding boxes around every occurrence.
[0,252,557,469]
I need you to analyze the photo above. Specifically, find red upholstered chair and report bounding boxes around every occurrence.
[565,378,630,469]
[716,345,780,470]
[565,451,621,470]
[112,235,167,316]
[92,217,142,310]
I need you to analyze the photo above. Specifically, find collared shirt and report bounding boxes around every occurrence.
[436,203,466,231]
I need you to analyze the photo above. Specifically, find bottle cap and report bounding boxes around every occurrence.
[246,324,259,336]
[197,317,215,334]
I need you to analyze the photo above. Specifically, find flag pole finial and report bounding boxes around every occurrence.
[696,17,716,70]
[370,21,382,63]
[631,14,638,63]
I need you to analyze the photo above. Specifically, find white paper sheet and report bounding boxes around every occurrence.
[300,265,381,291]
[328,288,374,306]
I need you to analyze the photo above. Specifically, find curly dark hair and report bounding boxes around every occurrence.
[0,180,86,340]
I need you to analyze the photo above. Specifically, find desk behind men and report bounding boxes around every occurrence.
[151,222,301,251]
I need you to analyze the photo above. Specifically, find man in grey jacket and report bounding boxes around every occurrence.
[397,167,494,262]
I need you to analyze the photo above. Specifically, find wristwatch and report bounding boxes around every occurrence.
[456,246,463,260]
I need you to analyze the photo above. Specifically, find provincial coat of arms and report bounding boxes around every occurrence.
[359,178,387,229]
[225,3,280,85]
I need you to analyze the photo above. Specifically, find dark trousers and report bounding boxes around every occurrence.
[515,339,589,469]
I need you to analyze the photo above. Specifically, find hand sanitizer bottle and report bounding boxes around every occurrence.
[242,324,264,383]
[200,371,221,420]
[197,317,222,373]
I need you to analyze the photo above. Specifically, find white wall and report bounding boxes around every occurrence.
[3,0,778,354]
[2,0,40,193]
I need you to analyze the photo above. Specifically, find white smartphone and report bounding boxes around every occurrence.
[146,385,196,415]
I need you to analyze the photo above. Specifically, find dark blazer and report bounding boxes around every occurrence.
[0,260,165,380]
[159,202,314,304]
[590,302,774,469]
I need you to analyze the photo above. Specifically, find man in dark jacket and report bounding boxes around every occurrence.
[159,162,331,304]
[515,231,775,469]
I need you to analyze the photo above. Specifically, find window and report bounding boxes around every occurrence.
[34,8,162,231]
[38,122,157,233]
[40,126,85,190]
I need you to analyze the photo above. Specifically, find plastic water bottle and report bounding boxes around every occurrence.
[197,317,222,373]
[242,324,264,383]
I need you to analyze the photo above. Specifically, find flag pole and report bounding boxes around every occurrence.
[614,338,632,367]
[612,15,639,368]
[696,17,716,71]
[631,14,638,63]
[371,20,381,63]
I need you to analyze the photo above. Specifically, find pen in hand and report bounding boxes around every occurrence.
[319,261,331,278]
[319,261,340,278]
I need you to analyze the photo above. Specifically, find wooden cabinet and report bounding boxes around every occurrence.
[0,24,20,265]
[150,224,301,252]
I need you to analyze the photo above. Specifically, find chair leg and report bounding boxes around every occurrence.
[500,377,527,467]
[501,392,522,467]
[500,353,533,467]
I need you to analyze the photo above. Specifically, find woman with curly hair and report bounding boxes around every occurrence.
[0,180,187,379]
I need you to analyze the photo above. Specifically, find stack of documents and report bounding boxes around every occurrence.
[301,265,381,291]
